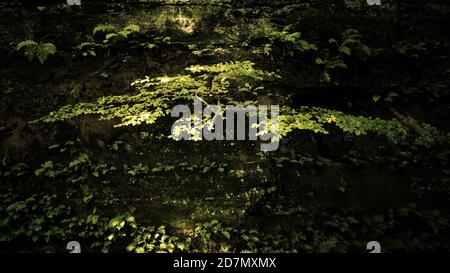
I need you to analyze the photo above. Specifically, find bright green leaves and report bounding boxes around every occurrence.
[119,24,140,37]
[68,153,91,169]
[36,43,57,64]
[108,214,137,231]
[126,225,183,253]
[16,39,38,50]
[16,40,57,64]
[38,61,274,128]
[37,102,99,124]
[278,109,330,137]
[36,59,444,147]
[93,24,116,36]
[278,106,428,144]
[194,219,235,244]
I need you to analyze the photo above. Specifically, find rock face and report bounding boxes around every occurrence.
[2,119,39,160]
[77,115,118,145]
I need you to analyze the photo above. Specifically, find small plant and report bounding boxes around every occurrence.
[315,29,373,82]
[16,40,57,64]
[76,42,102,57]
[127,225,187,253]
[92,24,116,36]
[329,29,373,62]
[264,28,318,61]
[93,24,141,44]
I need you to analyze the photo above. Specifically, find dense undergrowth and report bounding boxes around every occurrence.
[1,0,450,253]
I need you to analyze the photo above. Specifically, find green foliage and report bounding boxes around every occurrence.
[187,205,450,253]
[119,24,140,37]
[92,24,116,36]
[402,77,449,102]
[394,41,427,59]
[315,29,373,82]
[93,24,141,44]
[279,106,414,143]
[193,220,235,252]
[31,143,118,186]
[127,225,188,253]
[35,58,445,147]
[76,42,102,57]
[413,123,444,148]
[0,158,29,178]
[37,61,273,127]
[0,193,72,243]
[329,29,373,62]
[16,40,57,64]
[273,154,335,168]
[1,190,448,253]
[265,28,318,58]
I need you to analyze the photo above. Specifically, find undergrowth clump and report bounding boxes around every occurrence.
[16,40,57,64]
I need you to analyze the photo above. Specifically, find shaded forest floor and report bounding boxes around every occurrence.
[1,0,450,252]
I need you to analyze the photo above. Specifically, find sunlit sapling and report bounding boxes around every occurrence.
[171,96,280,152]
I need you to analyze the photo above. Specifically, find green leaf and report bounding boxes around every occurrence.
[340,46,351,56]
[222,231,231,239]
[372,95,381,102]
[37,43,56,64]
[16,40,37,51]
[123,24,140,33]
[93,24,116,36]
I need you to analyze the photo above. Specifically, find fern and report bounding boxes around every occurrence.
[76,42,102,57]
[36,43,57,64]
[93,24,140,44]
[330,29,373,61]
[270,30,318,56]
[16,40,56,64]
[16,39,37,50]
[93,24,116,36]
[119,24,140,37]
